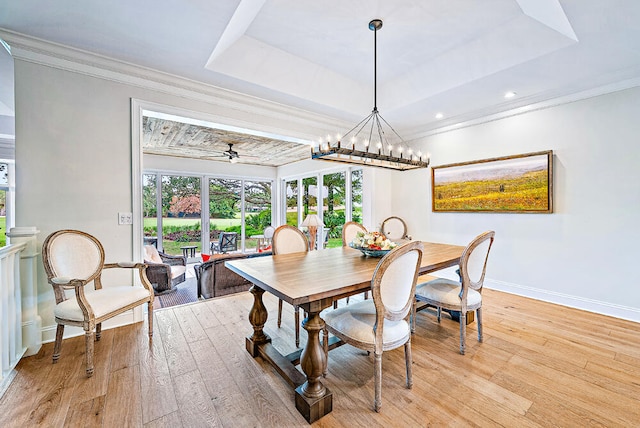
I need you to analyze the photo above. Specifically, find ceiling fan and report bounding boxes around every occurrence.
[206,142,261,163]
[222,143,240,163]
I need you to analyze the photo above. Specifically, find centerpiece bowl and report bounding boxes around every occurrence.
[349,242,394,257]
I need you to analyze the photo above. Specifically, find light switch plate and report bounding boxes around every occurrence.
[118,212,133,225]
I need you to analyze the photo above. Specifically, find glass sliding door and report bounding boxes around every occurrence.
[208,178,241,254]
[142,173,159,250]
[323,171,346,248]
[285,179,299,227]
[351,169,363,223]
[244,180,272,252]
[160,175,201,255]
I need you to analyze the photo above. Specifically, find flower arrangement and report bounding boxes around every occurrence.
[351,231,397,251]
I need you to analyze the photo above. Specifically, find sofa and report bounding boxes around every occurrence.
[195,251,272,299]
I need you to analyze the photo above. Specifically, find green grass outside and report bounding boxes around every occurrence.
[143,217,241,229]
[0,216,5,247]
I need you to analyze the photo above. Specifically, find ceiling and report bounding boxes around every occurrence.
[1,0,640,164]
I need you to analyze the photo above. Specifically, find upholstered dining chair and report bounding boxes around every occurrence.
[380,216,409,242]
[272,225,310,348]
[340,221,370,306]
[412,230,495,355]
[42,229,154,377]
[323,241,423,412]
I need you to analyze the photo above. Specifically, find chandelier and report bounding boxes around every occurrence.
[311,19,430,171]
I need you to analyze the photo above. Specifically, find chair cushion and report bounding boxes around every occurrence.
[415,278,482,308]
[323,300,410,347]
[144,245,163,264]
[170,265,186,279]
[53,286,151,321]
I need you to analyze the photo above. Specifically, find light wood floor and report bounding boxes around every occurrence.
[1,288,639,427]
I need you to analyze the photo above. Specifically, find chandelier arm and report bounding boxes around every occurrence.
[376,113,405,143]
[342,112,375,142]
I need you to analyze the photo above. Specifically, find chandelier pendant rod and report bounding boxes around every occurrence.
[373,20,378,112]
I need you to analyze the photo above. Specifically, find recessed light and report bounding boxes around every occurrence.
[435,113,444,119]
[504,91,517,99]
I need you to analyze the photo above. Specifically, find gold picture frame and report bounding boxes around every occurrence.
[431,150,553,213]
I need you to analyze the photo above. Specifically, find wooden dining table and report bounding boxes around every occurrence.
[226,241,464,423]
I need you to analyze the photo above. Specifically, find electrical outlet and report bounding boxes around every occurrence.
[118,212,133,225]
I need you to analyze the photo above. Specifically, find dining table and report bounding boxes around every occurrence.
[226,241,464,423]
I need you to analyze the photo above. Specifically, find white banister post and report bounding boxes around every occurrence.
[6,227,41,356]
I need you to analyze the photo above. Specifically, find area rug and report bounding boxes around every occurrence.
[155,277,198,308]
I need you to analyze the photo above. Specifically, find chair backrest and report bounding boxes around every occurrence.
[263,225,275,239]
[220,232,238,252]
[342,221,367,247]
[381,216,408,241]
[272,225,309,255]
[459,231,495,299]
[144,245,163,263]
[42,230,105,301]
[370,241,423,345]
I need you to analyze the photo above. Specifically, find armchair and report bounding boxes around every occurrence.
[211,231,238,254]
[42,229,154,377]
[143,245,187,294]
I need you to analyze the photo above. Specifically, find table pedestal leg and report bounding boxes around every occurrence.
[295,310,332,423]
[246,285,271,357]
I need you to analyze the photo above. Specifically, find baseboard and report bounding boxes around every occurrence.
[40,310,141,344]
[485,279,640,323]
[430,267,640,324]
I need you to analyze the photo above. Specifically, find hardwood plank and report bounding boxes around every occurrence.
[22,334,85,427]
[138,313,179,424]
[144,410,183,428]
[102,365,143,427]
[155,309,198,378]
[69,327,115,406]
[188,338,261,427]
[173,369,223,427]
[0,344,54,427]
[109,323,140,372]
[64,395,105,428]
[189,300,221,330]
[173,304,208,343]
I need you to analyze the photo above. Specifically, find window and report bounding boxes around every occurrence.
[281,167,363,249]
[143,171,274,256]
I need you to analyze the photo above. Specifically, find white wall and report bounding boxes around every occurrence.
[13,58,331,340]
[390,87,640,321]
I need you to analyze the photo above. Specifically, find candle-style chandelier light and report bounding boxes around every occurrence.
[311,19,430,171]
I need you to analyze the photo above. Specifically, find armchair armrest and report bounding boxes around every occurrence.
[104,262,147,269]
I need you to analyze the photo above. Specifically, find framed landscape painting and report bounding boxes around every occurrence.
[431,150,553,213]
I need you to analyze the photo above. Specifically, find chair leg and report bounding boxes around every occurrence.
[477,308,483,343]
[96,323,102,341]
[277,299,283,328]
[295,306,300,348]
[52,324,64,364]
[459,311,467,355]
[436,306,442,323]
[148,300,154,338]
[346,296,350,305]
[404,340,413,389]
[333,300,338,309]
[411,300,416,334]
[85,331,95,377]
[364,290,369,300]
[374,351,382,412]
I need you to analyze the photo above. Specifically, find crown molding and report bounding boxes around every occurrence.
[403,70,640,142]
[0,29,347,141]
